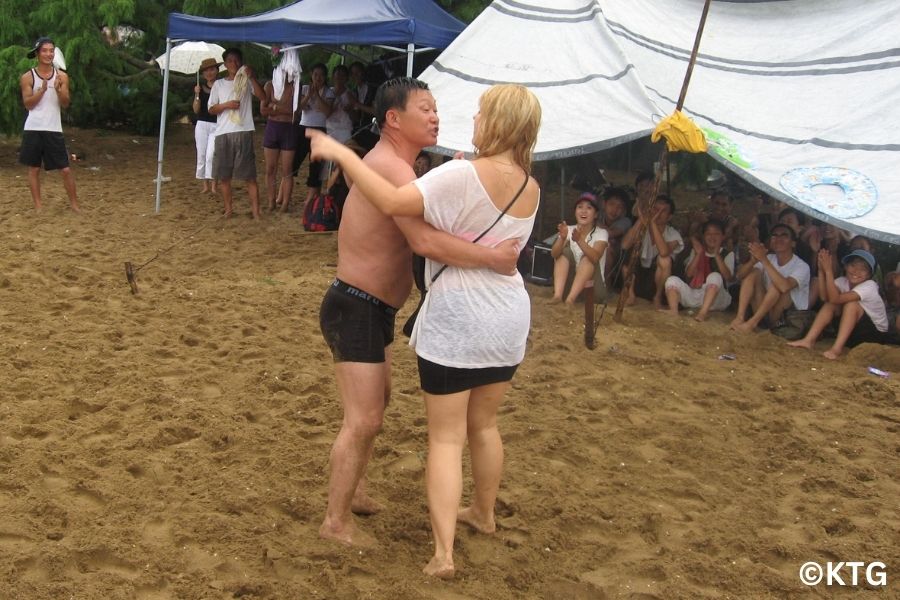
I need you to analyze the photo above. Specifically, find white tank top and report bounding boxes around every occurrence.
[24,68,62,132]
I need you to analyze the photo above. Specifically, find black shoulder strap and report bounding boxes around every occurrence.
[430,172,530,284]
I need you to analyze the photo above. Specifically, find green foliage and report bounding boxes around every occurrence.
[438,0,492,22]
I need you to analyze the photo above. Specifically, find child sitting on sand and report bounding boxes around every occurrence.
[788,249,888,359]
[662,219,734,321]
[549,192,609,305]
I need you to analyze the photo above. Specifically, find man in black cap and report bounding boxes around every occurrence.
[19,37,79,212]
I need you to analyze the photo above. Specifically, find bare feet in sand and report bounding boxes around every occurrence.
[787,339,813,349]
[351,493,384,516]
[319,518,377,547]
[547,296,563,305]
[729,317,747,332]
[423,556,455,579]
[823,348,842,360]
[658,308,678,317]
[693,311,709,322]
[457,507,496,534]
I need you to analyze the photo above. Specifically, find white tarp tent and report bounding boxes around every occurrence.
[419,0,900,242]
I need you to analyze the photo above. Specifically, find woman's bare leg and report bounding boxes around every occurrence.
[423,389,470,578]
[458,381,510,535]
[566,259,595,305]
[550,256,570,303]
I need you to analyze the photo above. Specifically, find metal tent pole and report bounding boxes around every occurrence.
[155,38,173,213]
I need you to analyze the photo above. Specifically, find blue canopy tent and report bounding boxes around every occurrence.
[155,0,465,211]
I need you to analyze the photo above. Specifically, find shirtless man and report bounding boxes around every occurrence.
[317,78,519,546]
[319,77,518,545]
[19,37,79,211]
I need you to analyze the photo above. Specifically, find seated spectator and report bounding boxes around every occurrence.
[687,190,740,251]
[730,223,810,333]
[788,249,888,359]
[599,186,632,286]
[631,170,655,218]
[550,192,609,305]
[663,219,734,321]
[848,235,884,290]
[621,194,684,308]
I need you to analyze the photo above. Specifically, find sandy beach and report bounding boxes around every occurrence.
[1,125,897,599]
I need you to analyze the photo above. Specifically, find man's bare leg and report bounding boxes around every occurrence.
[279,151,295,212]
[320,356,391,546]
[60,167,79,212]
[246,180,261,220]
[735,284,783,333]
[219,179,234,217]
[264,148,280,210]
[730,269,760,329]
[27,166,42,210]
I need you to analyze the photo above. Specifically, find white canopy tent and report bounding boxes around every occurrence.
[419,0,900,242]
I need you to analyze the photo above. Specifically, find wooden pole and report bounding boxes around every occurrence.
[613,0,713,322]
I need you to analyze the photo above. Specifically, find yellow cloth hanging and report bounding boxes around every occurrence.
[651,110,708,153]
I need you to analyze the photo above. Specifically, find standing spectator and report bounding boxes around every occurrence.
[348,61,377,150]
[260,71,297,212]
[208,47,266,219]
[326,65,354,143]
[292,63,333,208]
[18,37,79,212]
[192,57,220,195]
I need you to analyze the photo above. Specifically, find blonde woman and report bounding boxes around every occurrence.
[307,84,541,578]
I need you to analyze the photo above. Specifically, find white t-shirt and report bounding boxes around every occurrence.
[639,225,684,268]
[325,88,354,142]
[754,253,811,310]
[566,225,609,282]
[411,160,538,368]
[835,277,888,332]
[208,78,255,135]
[299,85,334,128]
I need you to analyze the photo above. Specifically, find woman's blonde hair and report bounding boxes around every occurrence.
[473,84,541,173]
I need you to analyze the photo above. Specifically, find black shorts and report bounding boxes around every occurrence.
[320,279,398,363]
[19,130,69,170]
[417,356,518,396]
[844,311,887,348]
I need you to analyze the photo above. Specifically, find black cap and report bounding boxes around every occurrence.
[28,37,54,59]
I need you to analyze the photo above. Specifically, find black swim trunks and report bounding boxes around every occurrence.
[320,278,399,363]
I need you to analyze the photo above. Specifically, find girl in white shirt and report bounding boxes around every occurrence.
[549,192,609,305]
[788,249,888,359]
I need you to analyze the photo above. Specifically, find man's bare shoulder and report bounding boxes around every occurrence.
[364,144,416,186]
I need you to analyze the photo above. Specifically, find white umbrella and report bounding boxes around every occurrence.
[155,41,227,75]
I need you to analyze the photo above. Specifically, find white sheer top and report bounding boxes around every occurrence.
[411,160,538,368]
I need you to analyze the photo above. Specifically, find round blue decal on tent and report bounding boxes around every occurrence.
[779,167,878,220]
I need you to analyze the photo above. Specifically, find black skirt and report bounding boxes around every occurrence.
[417,355,518,395]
